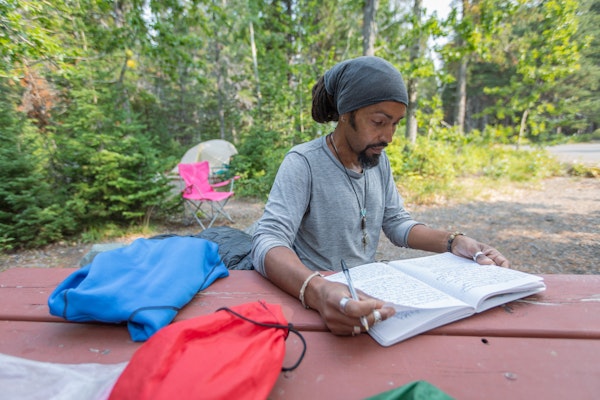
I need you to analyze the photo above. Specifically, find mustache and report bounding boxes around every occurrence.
[366,142,388,149]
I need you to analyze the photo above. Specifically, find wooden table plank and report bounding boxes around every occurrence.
[178,270,325,331]
[274,332,600,400]
[0,320,139,364]
[2,268,599,339]
[0,268,71,322]
[0,267,74,287]
[0,320,597,400]
[0,268,325,329]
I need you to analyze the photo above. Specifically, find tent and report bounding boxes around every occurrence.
[172,139,238,174]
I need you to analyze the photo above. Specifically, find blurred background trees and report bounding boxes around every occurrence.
[1,0,598,249]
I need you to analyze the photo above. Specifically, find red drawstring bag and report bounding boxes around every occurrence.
[109,301,305,400]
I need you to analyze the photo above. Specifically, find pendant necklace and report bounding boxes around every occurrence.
[328,133,369,251]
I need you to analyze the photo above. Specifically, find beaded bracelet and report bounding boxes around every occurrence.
[447,231,465,252]
[299,271,323,309]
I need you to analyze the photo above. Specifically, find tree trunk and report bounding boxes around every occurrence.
[213,39,226,140]
[249,21,262,109]
[113,1,131,120]
[517,108,529,150]
[363,0,379,56]
[454,0,469,135]
[405,0,423,144]
[455,58,467,133]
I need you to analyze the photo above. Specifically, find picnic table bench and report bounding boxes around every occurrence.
[1,267,599,399]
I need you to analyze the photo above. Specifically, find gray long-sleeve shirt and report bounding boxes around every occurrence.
[251,135,420,277]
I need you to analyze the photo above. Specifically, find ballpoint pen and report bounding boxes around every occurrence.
[341,259,369,332]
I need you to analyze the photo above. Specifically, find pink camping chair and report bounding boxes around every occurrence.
[178,162,240,230]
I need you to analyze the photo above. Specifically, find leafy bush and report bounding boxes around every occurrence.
[230,128,290,199]
[0,77,175,250]
[0,110,77,250]
[567,163,600,178]
[386,130,563,204]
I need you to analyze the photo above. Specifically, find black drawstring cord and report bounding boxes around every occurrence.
[216,306,307,372]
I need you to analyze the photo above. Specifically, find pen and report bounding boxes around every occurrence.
[341,259,369,332]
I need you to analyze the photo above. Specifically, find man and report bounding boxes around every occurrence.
[251,56,509,336]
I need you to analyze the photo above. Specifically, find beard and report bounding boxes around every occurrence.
[359,145,385,169]
[359,151,381,168]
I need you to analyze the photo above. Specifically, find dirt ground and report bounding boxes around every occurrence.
[1,176,599,274]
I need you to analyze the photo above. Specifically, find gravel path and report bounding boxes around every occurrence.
[1,177,599,274]
[377,177,600,274]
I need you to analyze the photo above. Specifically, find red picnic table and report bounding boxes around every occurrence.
[1,268,599,399]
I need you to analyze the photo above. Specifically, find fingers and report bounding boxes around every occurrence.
[485,248,510,267]
[454,236,511,267]
[335,296,395,336]
[322,282,395,336]
[339,296,378,317]
[367,306,395,326]
[474,251,495,265]
[474,248,511,268]
[492,254,510,267]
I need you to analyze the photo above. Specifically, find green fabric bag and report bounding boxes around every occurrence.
[366,380,454,400]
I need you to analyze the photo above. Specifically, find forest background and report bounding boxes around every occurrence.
[1,0,599,251]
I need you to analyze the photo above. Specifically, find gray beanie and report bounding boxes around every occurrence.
[324,56,408,115]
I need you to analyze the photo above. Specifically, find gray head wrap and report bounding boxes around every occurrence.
[324,56,408,115]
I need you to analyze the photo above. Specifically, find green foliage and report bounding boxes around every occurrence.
[230,128,290,199]
[567,163,600,178]
[388,137,456,204]
[0,0,68,75]
[553,0,600,136]
[476,0,582,143]
[0,83,77,250]
[386,128,562,205]
[49,79,173,226]
[1,0,597,252]
[480,147,560,181]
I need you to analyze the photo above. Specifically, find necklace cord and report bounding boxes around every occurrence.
[328,133,369,250]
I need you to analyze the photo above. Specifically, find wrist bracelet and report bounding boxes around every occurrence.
[447,231,464,252]
[299,271,323,309]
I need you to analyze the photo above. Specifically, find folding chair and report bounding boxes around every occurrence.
[178,162,240,230]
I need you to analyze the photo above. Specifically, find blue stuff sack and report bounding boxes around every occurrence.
[48,236,229,341]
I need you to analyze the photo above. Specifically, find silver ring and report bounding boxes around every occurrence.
[373,310,382,325]
[352,325,361,336]
[473,251,484,262]
[339,297,350,314]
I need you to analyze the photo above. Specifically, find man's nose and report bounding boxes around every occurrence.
[382,125,396,143]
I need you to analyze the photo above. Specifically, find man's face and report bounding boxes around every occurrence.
[346,101,406,168]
